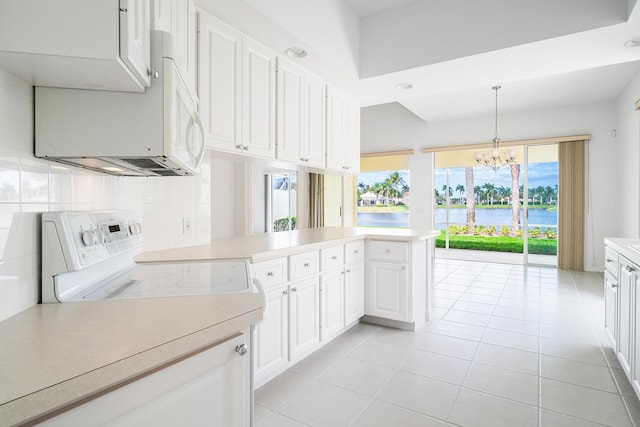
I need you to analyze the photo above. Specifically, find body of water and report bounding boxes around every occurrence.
[357,208,557,229]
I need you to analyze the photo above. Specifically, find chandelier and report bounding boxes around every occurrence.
[474,85,517,172]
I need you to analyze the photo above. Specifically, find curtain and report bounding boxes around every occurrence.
[558,140,585,271]
[309,173,324,228]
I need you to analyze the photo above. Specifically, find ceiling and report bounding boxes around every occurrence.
[204,0,640,124]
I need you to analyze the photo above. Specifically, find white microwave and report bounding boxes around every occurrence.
[35,31,204,177]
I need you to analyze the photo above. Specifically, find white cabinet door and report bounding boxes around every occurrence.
[303,72,326,168]
[326,86,346,171]
[151,0,171,32]
[618,256,635,377]
[604,270,618,347]
[633,265,640,396]
[344,98,361,173]
[367,261,408,322]
[289,277,320,360]
[42,334,250,427]
[198,13,242,152]
[242,38,276,158]
[276,58,304,164]
[326,86,360,173]
[119,0,151,87]
[345,262,365,325]
[255,285,289,382]
[172,0,197,97]
[320,270,345,341]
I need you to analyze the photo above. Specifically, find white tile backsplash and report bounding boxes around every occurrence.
[0,68,212,322]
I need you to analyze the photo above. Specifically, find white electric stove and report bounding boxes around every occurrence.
[41,211,259,303]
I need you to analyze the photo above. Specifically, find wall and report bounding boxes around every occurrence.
[615,68,640,238]
[0,68,212,322]
[361,100,619,272]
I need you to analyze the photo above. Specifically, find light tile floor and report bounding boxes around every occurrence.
[255,259,639,427]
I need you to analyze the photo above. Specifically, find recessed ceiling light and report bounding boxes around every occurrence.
[624,36,640,47]
[285,47,308,58]
[395,82,413,91]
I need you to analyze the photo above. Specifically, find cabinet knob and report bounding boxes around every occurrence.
[283,290,288,296]
[606,258,614,263]
[304,262,310,268]
[267,271,274,277]
[236,144,243,150]
[243,146,249,151]
[354,250,359,254]
[291,287,297,293]
[235,344,248,356]
[385,249,391,253]
[346,269,351,273]
[611,283,618,288]
[626,265,635,273]
[332,256,337,260]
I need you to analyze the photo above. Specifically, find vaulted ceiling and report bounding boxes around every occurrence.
[199,0,640,123]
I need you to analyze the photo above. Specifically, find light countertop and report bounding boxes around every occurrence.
[134,227,440,264]
[605,238,640,265]
[0,293,263,426]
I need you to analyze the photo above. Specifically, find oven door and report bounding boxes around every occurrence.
[163,57,204,174]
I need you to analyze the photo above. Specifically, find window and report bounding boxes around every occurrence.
[356,154,410,228]
[266,173,297,232]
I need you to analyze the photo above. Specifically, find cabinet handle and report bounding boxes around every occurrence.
[304,262,310,268]
[235,344,248,356]
[626,266,635,273]
[267,271,274,277]
[291,287,297,293]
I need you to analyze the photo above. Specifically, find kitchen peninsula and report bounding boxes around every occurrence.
[137,226,439,386]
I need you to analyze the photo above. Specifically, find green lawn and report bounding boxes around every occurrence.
[435,230,557,255]
[436,204,556,210]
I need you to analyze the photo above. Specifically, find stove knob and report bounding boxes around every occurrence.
[94,229,106,245]
[82,230,96,246]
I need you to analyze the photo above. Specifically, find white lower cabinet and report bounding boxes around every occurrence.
[344,261,365,325]
[42,333,250,427]
[604,243,640,399]
[367,261,408,322]
[289,277,321,360]
[618,256,635,377]
[254,285,289,381]
[320,269,345,342]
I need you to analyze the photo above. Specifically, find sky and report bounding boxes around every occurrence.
[358,170,410,189]
[357,163,557,193]
[434,162,559,191]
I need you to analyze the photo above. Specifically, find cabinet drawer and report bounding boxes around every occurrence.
[289,250,320,280]
[345,240,364,264]
[252,257,288,288]
[605,246,619,278]
[367,240,408,262]
[321,245,344,271]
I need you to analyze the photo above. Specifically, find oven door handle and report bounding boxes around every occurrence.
[252,277,266,315]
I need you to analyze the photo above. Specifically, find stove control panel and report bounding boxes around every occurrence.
[43,211,144,271]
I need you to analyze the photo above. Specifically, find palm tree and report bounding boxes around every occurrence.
[388,172,405,205]
[510,163,521,236]
[455,184,465,204]
[474,185,482,204]
[482,182,497,205]
[465,167,475,233]
[442,184,452,206]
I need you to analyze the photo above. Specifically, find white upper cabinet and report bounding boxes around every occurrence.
[198,11,276,158]
[326,85,361,173]
[276,58,306,163]
[277,58,327,168]
[242,38,277,158]
[197,13,242,152]
[151,0,197,97]
[0,0,150,92]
